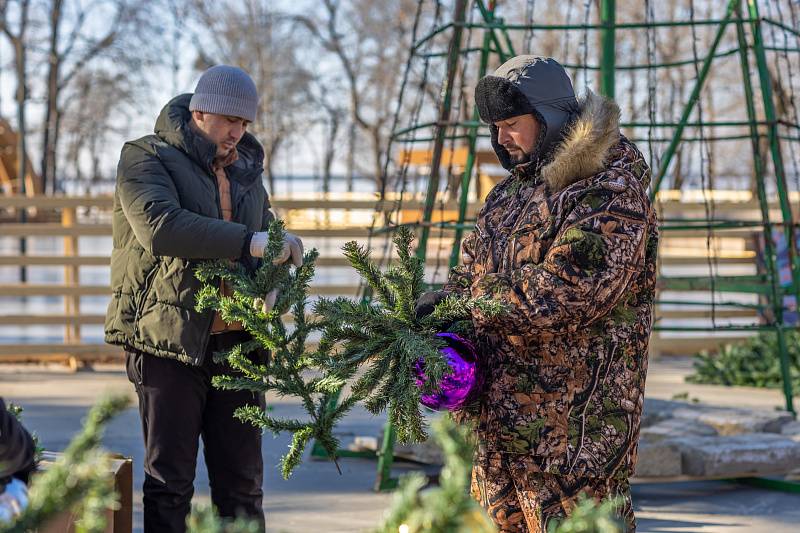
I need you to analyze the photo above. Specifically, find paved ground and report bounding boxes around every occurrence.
[2,357,799,533]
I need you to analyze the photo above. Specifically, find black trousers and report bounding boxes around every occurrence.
[126,332,265,532]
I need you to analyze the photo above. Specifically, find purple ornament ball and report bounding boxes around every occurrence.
[414,332,481,411]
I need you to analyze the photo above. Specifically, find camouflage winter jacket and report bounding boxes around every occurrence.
[447,92,659,480]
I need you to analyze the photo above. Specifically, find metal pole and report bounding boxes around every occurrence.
[449,3,495,269]
[599,0,616,99]
[475,0,514,61]
[650,0,739,199]
[745,0,798,413]
[16,46,27,284]
[375,0,469,491]
[735,5,794,414]
[415,0,468,262]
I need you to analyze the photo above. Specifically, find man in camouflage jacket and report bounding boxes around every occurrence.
[436,56,658,532]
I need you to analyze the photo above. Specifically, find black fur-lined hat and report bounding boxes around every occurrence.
[475,56,580,169]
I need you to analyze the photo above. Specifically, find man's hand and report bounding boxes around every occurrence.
[250,232,304,267]
[253,289,279,314]
[414,290,448,320]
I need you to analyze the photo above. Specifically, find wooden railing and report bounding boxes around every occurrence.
[0,194,775,364]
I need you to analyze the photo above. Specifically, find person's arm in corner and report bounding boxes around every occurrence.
[0,398,35,483]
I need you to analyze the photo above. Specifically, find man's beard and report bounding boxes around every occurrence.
[505,145,529,165]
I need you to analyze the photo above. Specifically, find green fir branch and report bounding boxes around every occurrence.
[342,241,396,309]
[6,403,44,462]
[186,504,261,533]
[193,220,355,478]
[374,416,495,533]
[315,226,500,443]
[4,395,130,533]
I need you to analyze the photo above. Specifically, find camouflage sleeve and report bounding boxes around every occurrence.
[443,231,476,296]
[471,175,651,333]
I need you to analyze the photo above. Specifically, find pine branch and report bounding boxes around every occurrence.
[316,226,502,443]
[193,220,353,479]
[193,220,507,476]
[6,403,44,462]
[186,504,261,533]
[5,395,130,533]
[342,240,395,308]
[373,416,496,533]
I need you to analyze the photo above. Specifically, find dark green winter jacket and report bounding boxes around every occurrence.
[104,94,273,365]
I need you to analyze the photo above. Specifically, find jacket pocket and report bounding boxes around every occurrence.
[133,260,160,336]
[125,350,144,388]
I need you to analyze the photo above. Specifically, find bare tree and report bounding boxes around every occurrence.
[189,0,313,193]
[39,0,158,194]
[295,0,420,192]
[0,0,32,194]
[61,68,137,185]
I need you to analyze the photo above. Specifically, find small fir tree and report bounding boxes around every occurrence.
[186,505,261,533]
[314,227,503,442]
[195,223,502,475]
[375,416,497,533]
[195,220,356,478]
[3,395,130,533]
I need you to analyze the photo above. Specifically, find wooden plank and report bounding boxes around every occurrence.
[0,224,777,241]
[631,471,795,484]
[649,335,752,356]
[273,199,473,212]
[0,255,109,266]
[0,196,475,213]
[0,196,114,209]
[0,314,105,325]
[0,255,757,268]
[0,254,758,268]
[0,284,110,296]
[0,343,121,357]
[0,194,797,213]
[655,308,758,319]
[0,223,112,236]
[659,229,760,238]
[0,283,360,297]
[658,256,755,265]
[0,224,423,239]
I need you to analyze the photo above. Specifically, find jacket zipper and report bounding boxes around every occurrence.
[198,167,225,365]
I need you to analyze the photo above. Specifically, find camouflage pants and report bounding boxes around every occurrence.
[471,453,635,533]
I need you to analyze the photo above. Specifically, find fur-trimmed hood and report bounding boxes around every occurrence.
[538,90,622,192]
[476,56,581,170]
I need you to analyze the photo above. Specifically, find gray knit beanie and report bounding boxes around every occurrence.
[189,65,259,122]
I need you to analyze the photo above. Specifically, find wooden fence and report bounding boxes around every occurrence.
[0,194,779,364]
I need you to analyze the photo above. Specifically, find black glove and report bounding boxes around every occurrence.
[414,290,448,320]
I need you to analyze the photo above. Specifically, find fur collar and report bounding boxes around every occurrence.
[540,90,621,192]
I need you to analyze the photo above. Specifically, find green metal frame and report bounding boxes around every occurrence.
[313,0,800,492]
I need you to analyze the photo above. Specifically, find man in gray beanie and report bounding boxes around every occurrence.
[106,65,301,532]
[418,56,658,532]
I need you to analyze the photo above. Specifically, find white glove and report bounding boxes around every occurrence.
[0,478,28,524]
[250,232,304,267]
[253,289,279,314]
